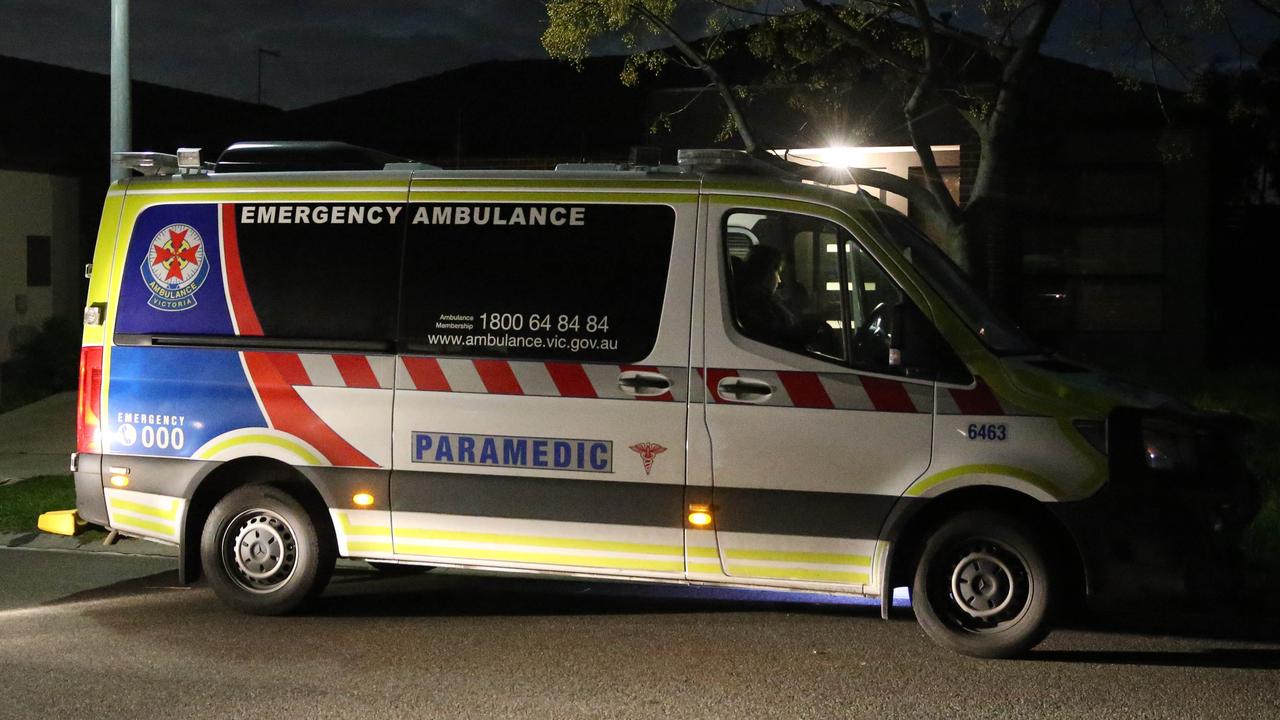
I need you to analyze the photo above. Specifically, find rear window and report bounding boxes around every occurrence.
[234,203,402,341]
[114,203,403,343]
[399,203,675,363]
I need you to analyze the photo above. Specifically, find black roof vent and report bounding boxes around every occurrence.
[215,141,413,173]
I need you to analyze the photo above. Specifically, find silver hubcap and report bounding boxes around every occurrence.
[951,551,1016,618]
[223,509,298,593]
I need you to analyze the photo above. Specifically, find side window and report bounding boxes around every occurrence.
[399,203,675,363]
[234,204,402,341]
[723,209,921,377]
[725,211,846,362]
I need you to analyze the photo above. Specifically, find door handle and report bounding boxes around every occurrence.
[618,371,671,397]
[716,377,773,403]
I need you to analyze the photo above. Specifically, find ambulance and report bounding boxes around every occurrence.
[59,142,1257,658]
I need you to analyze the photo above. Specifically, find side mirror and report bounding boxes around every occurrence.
[890,303,969,382]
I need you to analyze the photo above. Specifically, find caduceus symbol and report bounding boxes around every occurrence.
[629,442,667,475]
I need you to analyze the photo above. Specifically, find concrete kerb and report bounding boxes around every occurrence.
[1,530,178,558]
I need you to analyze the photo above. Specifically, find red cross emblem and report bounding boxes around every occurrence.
[151,227,202,282]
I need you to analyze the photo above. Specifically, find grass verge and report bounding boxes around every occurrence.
[0,474,75,534]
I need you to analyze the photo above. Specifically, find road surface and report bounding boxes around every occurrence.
[0,547,1277,719]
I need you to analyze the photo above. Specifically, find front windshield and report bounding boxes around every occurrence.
[849,199,1041,356]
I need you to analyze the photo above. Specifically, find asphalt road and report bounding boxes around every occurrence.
[1,548,1278,720]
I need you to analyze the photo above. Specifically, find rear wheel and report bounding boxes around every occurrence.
[911,510,1054,658]
[200,484,334,615]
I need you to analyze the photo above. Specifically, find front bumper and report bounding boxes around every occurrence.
[1052,409,1261,611]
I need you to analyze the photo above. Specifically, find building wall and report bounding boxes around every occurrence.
[1015,129,1209,371]
[0,169,80,362]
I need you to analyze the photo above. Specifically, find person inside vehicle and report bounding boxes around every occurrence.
[734,245,827,352]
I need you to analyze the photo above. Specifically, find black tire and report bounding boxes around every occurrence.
[200,484,334,615]
[911,510,1054,658]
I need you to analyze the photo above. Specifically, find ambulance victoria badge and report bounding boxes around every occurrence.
[142,224,208,311]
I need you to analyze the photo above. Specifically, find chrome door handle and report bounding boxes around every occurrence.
[618,371,671,397]
[716,377,773,403]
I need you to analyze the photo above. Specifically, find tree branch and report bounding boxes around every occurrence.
[984,0,1061,156]
[635,5,761,152]
[1244,0,1280,21]
[796,0,925,76]
[904,0,961,219]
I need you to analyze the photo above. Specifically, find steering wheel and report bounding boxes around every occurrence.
[852,302,893,364]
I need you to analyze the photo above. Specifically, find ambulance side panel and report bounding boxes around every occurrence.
[385,183,699,578]
[96,175,410,545]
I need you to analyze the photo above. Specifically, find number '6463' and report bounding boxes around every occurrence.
[967,423,1007,441]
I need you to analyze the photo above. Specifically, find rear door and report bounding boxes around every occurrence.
[389,181,698,578]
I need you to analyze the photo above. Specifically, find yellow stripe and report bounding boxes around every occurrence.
[727,565,870,585]
[393,543,683,573]
[337,512,391,538]
[394,527,682,557]
[108,498,180,521]
[347,541,394,554]
[687,562,723,574]
[406,191,695,205]
[906,464,1060,498]
[112,513,176,537]
[724,548,872,566]
[197,434,323,466]
[686,546,720,559]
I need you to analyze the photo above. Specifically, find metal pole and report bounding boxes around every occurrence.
[110,0,130,180]
[257,48,280,105]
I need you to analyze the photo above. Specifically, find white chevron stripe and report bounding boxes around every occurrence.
[510,362,559,397]
[582,363,630,400]
[817,374,876,411]
[297,353,344,387]
[368,356,395,390]
[904,382,935,414]
[438,359,487,393]
[394,357,415,389]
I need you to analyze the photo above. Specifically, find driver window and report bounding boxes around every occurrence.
[725,211,846,362]
[724,210,913,376]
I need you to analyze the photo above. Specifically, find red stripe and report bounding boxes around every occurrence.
[949,378,1005,416]
[333,355,380,389]
[703,367,739,404]
[620,364,673,402]
[243,352,376,467]
[545,362,597,398]
[776,371,834,409]
[269,353,311,386]
[220,203,263,336]
[859,376,916,413]
[473,360,523,395]
[401,357,450,392]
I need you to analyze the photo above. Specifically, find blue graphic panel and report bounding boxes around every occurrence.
[106,347,265,457]
[115,204,234,335]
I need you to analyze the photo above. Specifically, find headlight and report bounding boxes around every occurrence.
[1141,420,1198,472]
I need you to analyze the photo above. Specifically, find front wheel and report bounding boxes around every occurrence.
[912,510,1054,658]
[200,484,334,615]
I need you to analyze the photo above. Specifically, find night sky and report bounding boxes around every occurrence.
[1,1,1276,110]
[0,0,553,109]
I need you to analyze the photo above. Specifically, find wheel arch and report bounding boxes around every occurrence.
[179,456,334,585]
[882,486,1088,612]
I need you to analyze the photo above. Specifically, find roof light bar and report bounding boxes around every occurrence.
[112,151,179,177]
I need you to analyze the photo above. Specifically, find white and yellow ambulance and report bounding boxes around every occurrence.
[61,142,1257,658]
